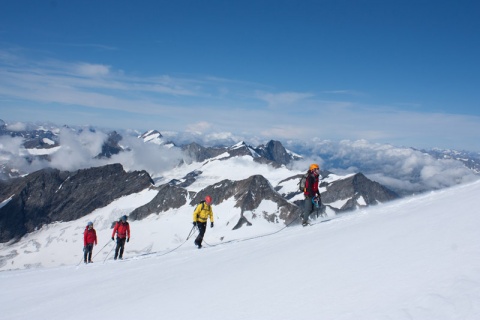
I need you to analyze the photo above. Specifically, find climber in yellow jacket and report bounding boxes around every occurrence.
[192,195,214,249]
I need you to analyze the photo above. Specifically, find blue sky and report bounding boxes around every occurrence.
[1,0,479,151]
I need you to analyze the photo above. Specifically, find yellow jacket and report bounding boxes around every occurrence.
[193,201,214,223]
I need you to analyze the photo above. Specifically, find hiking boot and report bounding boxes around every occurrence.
[302,220,309,226]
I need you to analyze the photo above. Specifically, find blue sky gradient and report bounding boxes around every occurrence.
[1,0,479,151]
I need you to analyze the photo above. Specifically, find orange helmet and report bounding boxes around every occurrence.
[205,195,212,204]
[309,163,319,171]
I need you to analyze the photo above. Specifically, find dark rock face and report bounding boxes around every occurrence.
[181,142,226,163]
[97,131,123,158]
[129,184,189,221]
[168,170,203,188]
[0,164,154,243]
[254,140,299,165]
[321,173,399,210]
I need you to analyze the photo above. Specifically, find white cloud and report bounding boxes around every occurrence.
[49,128,108,171]
[5,122,27,131]
[0,136,24,155]
[256,91,314,108]
[290,139,479,195]
[186,121,212,134]
[109,135,183,177]
[0,136,49,177]
[74,63,111,77]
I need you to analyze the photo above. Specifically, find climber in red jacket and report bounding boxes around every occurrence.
[83,221,97,263]
[111,215,130,260]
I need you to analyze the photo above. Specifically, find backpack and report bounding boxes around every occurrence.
[298,172,309,192]
[195,200,206,212]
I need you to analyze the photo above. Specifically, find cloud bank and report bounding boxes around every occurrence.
[286,139,478,195]
[0,120,478,196]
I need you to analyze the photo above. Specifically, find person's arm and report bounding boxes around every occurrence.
[111,223,117,239]
[193,205,200,222]
[209,206,214,227]
[209,206,214,223]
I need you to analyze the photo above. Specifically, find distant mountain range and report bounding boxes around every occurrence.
[420,148,480,174]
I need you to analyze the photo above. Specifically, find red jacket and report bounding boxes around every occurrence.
[112,221,130,239]
[84,227,97,246]
[304,171,320,198]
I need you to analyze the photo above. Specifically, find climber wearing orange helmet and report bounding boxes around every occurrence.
[192,195,214,249]
[303,164,322,226]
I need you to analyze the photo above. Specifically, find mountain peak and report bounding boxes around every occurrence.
[139,130,163,144]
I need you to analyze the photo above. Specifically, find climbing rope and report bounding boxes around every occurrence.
[202,214,301,248]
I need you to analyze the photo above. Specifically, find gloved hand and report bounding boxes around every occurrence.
[193,221,197,227]
[313,195,321,208]
[211,222,214,228]
[127,238,130,243]
[111,237,115,241]
[83,246,86,252]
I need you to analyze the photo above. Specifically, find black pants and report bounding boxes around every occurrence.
[84,243,94,262]
[114,238,126,259]
[194,222,207,246]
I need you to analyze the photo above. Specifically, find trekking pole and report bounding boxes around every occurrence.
[93,240,113,259]
[103,239,116,263]
[313,197,321,218]
[76,255,84,266]
[186,225,196,240]
[76,245,88,266]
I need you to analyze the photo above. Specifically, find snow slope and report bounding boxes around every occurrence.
[1,180,480,319]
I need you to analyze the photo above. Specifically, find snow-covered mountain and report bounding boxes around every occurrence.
[0,153,397,270]
[1,179,479,319]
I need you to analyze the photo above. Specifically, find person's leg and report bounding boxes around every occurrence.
[114,239,120,259]
[303,196,313,224]
[195,223,206,247]
[87,244,93,262]
[119,238,126,259]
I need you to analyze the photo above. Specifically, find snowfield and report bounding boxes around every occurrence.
[1,179,480,319]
